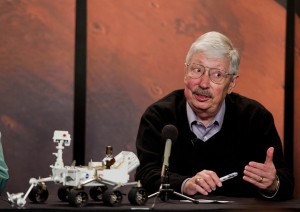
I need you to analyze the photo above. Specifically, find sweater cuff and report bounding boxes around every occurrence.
[181,178,190,194]
[260,175,280,199]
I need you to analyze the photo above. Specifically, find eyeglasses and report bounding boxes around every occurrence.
[185,63,235,84]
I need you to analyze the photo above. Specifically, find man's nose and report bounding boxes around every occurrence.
[198,70,210,87]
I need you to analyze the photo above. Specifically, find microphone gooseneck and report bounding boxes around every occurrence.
[161,125,178,179]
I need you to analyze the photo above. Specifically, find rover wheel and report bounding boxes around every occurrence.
[89,185,108,201]
[57,186,73,202]
[103,189,123,206]
[128,187,148,206]
[28,183,49,203]
[68,189,89,207]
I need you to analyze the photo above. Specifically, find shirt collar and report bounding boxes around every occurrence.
[186,100,226,130]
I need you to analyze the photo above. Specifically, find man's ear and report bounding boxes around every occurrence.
[227,75,239,94]
[184,75,188,84]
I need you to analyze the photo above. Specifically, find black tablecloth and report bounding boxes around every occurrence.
[1,193,300,211]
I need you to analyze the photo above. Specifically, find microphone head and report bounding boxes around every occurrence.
[161,124,178,142]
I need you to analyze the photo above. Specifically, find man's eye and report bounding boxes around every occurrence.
[212,70,224,78]
[193,68,201,73]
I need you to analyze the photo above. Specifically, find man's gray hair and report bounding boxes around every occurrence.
[185,31,240,75]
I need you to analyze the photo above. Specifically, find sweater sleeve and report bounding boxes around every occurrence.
[135,104,188,195]
[135,107,167,194]
[263,112,294,200]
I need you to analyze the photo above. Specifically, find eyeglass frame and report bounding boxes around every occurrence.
[185,63,236,84]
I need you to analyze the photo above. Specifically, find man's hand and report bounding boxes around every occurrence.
[183,170,222,196]
[243,147,277,192]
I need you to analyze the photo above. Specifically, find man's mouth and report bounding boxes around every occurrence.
[194,93,210,101]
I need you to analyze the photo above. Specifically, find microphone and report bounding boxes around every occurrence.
[161,125,178,179]
[149,124,195,203]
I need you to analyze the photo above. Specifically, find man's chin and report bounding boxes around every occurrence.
[191,102,210,112]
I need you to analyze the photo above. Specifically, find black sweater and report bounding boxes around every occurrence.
[135,89,294,200]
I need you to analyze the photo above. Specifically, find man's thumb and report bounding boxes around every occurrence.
[265,147,274,164]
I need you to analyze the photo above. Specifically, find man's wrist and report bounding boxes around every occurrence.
[266,175,280,193]
[181,178,190,194]
[259,175,280,199]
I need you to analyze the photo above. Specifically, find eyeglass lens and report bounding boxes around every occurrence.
[187,64,227,83]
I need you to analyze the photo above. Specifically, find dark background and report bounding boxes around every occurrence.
[0,0,299,197]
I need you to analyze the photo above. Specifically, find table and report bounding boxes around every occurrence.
[1,193,300,211]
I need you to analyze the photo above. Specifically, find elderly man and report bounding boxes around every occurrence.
[135,31,294,200]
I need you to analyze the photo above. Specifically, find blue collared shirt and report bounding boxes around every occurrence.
[186,100,225,142]
[181,101,226,193]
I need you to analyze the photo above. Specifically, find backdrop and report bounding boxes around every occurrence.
[85,0,286,159]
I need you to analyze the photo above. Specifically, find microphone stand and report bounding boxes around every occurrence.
[148,166,198,208]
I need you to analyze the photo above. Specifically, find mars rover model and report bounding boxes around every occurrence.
[7,130,148,208]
